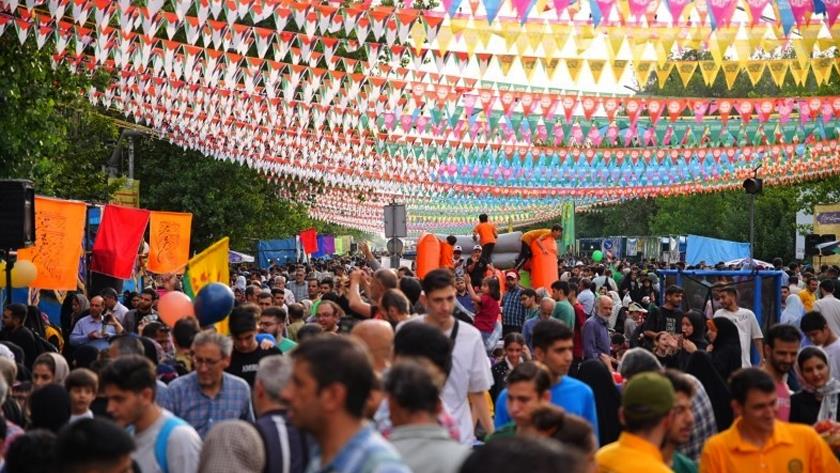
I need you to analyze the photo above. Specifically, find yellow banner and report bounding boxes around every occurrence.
[148,211,193,274]
[699,61,720,86]
[17,196,86,290]
[186,237,230,297]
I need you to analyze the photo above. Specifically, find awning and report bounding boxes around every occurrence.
[229,250,255,264]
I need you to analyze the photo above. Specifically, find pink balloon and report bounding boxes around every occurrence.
[158,291,194,327]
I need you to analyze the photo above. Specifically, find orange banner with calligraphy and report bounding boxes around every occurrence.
[147,211,192,274]
[17,196,86,290]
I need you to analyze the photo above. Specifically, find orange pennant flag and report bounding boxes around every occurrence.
[17,196,87,290]
[147,211,192,274]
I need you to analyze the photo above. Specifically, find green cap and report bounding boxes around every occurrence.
[622,372,675,422]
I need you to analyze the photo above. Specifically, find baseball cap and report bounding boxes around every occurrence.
[472,245,482,251]
[505,271,519,279]
[628,302,648,313]
[622,372,675,423]
[454,245,463,252]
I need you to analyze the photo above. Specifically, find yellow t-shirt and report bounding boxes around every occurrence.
[521,229,551,245]
[700,418,840,473]
[596,432,672,473]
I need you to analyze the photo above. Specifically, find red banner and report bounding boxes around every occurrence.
[299,228,319,254]
[91,204,150,279]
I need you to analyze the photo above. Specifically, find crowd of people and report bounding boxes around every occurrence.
[0,232,839,473]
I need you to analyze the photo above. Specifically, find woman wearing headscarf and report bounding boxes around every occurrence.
[780,294,806,327]
[706,316,743,383]
[790,346,840,425]
[31,353,70,390]
[575,359,622,446]
[61,293,89,348]
[198,420,266,473]
[685,351,734,430]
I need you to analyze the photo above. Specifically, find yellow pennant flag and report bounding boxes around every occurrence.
[635,61,656,87]
[788,60,809,86]
[767,60,789,87]
[676,62,698,87]
[745,61,766,86]
[476,24,492,48]
[608,29,626,57]
[542,35,557,58]
[611,59,628,82]
[656,63,675,88]
[410,22,426,54]
[721,61,741,89]
[498,54,516,76]
[589,59,606,84]
[521,56,539,80]
[699,61,721,86]
[17,196,87,290]
[436,27,453,55]
[566,58,584,83]
[811,58,833,85]
[516,33,531,54]
[463,29,479,55]
[148,211,193,274]
[545,57,562,78]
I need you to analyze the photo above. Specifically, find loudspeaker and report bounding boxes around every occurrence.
[805,234,821,257]
[820,234,837,256]
[0,180,35,249]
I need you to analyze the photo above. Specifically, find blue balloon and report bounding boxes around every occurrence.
[194,282,235,326]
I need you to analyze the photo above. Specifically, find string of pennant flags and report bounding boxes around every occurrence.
[1,0,839,234]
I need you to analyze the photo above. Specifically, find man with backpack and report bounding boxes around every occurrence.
[101,355,202,473]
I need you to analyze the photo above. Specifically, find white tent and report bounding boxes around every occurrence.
[229,250,255,264]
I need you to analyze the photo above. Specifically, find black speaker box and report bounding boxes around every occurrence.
[0,180,35,249]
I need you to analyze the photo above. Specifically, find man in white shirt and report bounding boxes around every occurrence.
[402,269,494,444]
[102,355,202,473]
[814,279,840,337]
[713,286,764,368]
[800,311,840,382]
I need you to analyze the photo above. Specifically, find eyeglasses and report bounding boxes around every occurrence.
[192,357,223,367]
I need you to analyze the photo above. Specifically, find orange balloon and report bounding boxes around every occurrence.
[158,291,194,327]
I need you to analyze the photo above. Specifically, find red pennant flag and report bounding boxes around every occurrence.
[299,228,319,254]
[91,204,150,279]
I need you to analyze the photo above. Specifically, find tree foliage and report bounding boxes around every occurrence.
[0,35,366,253]
[133,137,366,251]
[0,34,120,201]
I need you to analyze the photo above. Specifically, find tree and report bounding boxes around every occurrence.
[133,136,366,251]
[0,34,120,201]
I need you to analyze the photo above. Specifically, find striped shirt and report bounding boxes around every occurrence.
[255,409,309,473]
[305,424,409,473]
[161,372,254,438]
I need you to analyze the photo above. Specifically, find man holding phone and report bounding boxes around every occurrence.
[69,296,125,350]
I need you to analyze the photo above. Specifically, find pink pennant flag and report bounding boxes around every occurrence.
[826,0,840,27]
[744,0,770,25]
[553,0,570,17]
[789,0,813,26]
[667,0,692,23]
[707,0,738,27]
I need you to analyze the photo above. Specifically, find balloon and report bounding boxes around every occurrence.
[158,291,194,327]
[592,250,604,263]
[10,260,37,288]
[193,283,235,327]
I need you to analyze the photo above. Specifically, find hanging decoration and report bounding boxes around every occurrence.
[1,0,838,235]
